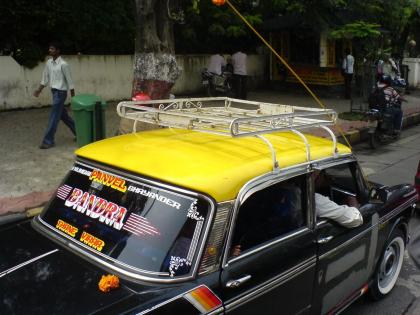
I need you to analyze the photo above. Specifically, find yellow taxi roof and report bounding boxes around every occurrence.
[75,128,351,202]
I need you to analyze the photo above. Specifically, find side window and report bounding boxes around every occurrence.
[314,162,362,207]
[230,175,308,258]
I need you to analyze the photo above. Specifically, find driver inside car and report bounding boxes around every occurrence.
[314,170,363,228]
[230,172,363,257]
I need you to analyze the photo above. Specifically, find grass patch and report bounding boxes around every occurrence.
[338,111,367,121]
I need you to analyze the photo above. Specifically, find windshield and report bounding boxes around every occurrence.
[40,161,212,279]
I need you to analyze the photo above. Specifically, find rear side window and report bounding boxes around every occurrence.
[230,175,308,257]
[40,162,212,279]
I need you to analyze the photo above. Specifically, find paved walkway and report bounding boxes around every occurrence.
[1,89,419,215]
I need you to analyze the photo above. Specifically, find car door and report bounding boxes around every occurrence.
[220,173,317,315]
[311,160,378,314]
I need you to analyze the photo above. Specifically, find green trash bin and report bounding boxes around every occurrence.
[71,94,107,147]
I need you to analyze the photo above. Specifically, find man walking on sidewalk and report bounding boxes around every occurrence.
[33,42,76,149]
[342,48,354,99]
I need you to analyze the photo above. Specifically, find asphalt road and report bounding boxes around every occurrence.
[343,124,420,315]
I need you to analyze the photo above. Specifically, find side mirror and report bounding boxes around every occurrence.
[369,186,389,204]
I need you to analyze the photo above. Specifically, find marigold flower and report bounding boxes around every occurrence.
[98,274,120,293]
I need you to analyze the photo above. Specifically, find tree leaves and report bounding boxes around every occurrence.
[330,21,381,39]
[0,0,135,67]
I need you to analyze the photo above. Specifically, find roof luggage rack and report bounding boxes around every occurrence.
[117,97,339,170]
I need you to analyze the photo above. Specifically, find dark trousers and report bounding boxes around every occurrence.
[233,74,247,100]
[344,73,353,99]
[42,89,76,145]
[392,106,403,131]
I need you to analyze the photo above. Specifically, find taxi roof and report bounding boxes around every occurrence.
[75,128,351,202]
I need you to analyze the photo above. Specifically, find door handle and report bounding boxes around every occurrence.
[317,236,334,244]
[226,275,252,288]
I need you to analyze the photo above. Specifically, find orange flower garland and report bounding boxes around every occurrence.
[212,0,226,6]
[98,274,120,293]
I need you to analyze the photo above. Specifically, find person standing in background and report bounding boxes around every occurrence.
[381,54,399,80]
[342,48,354,99]
[231,50,247,99]
[207,53,226,76]
[34,42,76,149]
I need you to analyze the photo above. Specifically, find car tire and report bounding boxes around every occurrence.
[369,229,405,300]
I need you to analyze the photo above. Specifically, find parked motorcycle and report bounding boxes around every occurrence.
[201,68,233,97]
[366,101,401,149]
[376,58,408,94]
[389,76,407,96]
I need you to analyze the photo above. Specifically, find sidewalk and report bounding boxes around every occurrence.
[1,89,420,216]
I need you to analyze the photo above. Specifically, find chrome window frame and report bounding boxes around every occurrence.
[311,156,357,171]
[311,155,359,225]
[222,153,355,267]
[223,165,312,267]
[33,157,217,284]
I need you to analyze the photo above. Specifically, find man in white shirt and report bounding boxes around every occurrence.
[342,48,354,99]
[314,170,363,228]
[34,42,76,149]
[231,50,247,99]
[315,193,363,228]
[381,54,399,80]
[207,54,226,76]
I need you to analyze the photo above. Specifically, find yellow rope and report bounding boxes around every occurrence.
[225,0,353,149]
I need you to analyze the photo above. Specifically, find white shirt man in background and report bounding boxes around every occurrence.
[34,42,76,149]
[381,54,399,80]
[207,54,226,76]
[342,48,354,99]
[231,50,247,99]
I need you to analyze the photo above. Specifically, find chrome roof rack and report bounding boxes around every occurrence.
[117,97,339,170]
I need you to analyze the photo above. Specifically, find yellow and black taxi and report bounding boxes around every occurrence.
[0,98,417,314]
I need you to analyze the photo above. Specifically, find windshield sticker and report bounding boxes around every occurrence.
[122,213,160,236]
[169,256,191,277]
[128,185,181,209]
[56,219,78,237]
[89,169,127,193]
[64,188,127,230]
[43,162,211,278]
[80,231,105,251]
[57,185,73,200]
[187,200,204,221]
[71,166,92,176]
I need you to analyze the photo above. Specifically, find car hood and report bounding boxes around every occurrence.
[0,220,167,315]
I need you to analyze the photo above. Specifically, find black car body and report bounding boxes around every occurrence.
[1,99,417,315]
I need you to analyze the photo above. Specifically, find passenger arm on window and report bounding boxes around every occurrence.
[346,195,360,208]
[315,193,363,228]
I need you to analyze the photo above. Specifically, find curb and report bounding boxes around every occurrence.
[0,206,43,225]
[0,190,54,218]
[337,111,420,146]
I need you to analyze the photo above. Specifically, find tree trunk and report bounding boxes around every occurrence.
[133,0,181,99]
